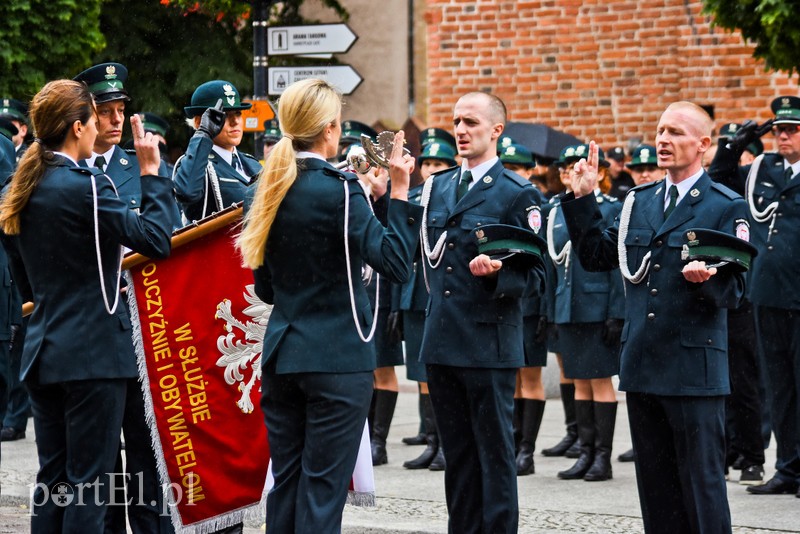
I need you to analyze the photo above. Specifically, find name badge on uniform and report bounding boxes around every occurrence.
[120,158,128,166]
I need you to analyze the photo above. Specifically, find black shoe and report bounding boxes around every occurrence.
[739,465,765,486]
[746,476,799,495]
[428,447,446,471]
[0,427,25,441]
[371,441,387,466]
[401,433,426,446]
[403,438,438,469]
[541,433,577,457]
[617,448,635,462]
[516,446,535,476]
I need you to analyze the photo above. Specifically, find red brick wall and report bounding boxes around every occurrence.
[423,0,799,150]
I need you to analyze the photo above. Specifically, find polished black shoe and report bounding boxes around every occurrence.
[617,448,635,462]
[557,452,593,480]
[371,441,388,466]
[0,427,25,441]
[428,447,446,471]
[739,465,765,486]
[541,433,577,457]
[403,439,437,469]
[746,476,799,495]
[401,433,426,446]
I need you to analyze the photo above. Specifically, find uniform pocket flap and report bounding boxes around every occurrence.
[680,328,726,350]
[624,228,653,247]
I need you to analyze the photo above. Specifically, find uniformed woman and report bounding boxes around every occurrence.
[236,78,422,533]
[548,145,624,482]
[0,80,173,532]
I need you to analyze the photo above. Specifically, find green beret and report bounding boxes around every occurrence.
[496,134,515,152]
[184,80,251,117]
[139,112,169,137]
[0,98,28,124]
[771,96,800,125]
[499,142,535,168]
[558,145,579,165]
[474,223,546,269]
[572,144,609,168]
[627,144,658,168]
[341,120,377,145]
[419,142,456,166]
[681,228,758,272]
[0,118,18,141]
[73,63,130,104]
[263,118,282,143]
[421,127,456,151]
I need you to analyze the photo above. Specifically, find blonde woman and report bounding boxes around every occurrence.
[237,78,422,532]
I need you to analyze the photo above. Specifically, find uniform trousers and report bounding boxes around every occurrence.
[262,370,372,534]
[28,378,127,534]
[3,317,30,432]
[756,305,800,484]
[427,364,517,534]
[627,392,730,534]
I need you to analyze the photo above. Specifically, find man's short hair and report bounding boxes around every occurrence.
[665,101,713,138]
[461,92,507,125]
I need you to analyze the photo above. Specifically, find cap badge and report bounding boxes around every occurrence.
[681,244,690,261]
[108,81,118,89]
[476,229,485,241]
[105,65,117,79]
[686,231,696,241]
[119,158,128,166]
[782,97,791,107]
[690,188,700,197]
[2,99,8,107]
[640,148,650,159]
[506,146,517,156]
[429,143,440,155]
[427,128,435,137]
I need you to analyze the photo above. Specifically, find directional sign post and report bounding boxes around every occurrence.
[268,24,358,56]
[268,66,363,96]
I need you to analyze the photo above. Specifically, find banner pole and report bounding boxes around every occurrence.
[21,205,244,317]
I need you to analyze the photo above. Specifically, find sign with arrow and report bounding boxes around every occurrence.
[268,66,363,96]
[268,24,358,56]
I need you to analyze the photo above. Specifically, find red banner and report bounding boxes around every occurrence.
[128,220,270,532]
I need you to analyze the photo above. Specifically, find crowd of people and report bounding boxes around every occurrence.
[0,62,797,534]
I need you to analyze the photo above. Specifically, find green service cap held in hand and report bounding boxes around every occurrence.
[474,223,546,269]
[419,141,457,166]
[681,228,758,272]
[771,96,800,125]
[184,80,251,118]
[499,142,535,168]
[73,63,130,104]
[627,145,658,168]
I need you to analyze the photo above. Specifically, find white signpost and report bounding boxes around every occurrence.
[267,24,358,56]
[268,66,363,96]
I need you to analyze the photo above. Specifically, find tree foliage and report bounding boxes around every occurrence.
[162,0,348,23]
[0,0,106,99]
[702,0,800,76]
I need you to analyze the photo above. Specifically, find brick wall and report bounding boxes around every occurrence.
[423,0,799,151]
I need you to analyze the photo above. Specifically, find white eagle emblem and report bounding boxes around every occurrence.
[215,284,272,414]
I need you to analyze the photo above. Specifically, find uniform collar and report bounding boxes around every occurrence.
[784,158,800,178]
[87,146,116,168]
[53,151,78,166]
[461,156,499,186]
[664,168,703,209]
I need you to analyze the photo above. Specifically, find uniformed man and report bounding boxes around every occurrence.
[626,144,662,186]
[419,92,546,532]
[719,122,764,166]
[73,61,177,533]
[709,96,800,498]
[139,112,173,175]
[0,98,29,163]
[562,102,749,533]
[606,146,635,200]
[173,80,261,222]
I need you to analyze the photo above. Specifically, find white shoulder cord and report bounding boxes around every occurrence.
[89,174,124,314]
[419,176,447,269]
[617,191,651,284]
[342,179,380,343]
[546,204,571,274]
[745,154,777,224]
[203,161,224,219]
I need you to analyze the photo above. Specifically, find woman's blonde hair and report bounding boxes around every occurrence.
[237,78,342,268]
[0,80,95,235]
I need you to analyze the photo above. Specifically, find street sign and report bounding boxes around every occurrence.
[240,100,276,132]
[267,24,358,56]
[268,66,363,96]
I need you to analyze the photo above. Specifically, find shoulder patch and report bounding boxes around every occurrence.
[710,181,741,200]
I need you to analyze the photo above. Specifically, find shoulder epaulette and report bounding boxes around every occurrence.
[602,193,619,203]
[430,165,458,177]
[629,179,662,194]
[69,166,103,177]
[239,151,259,162]
[710,181,741,200]
[502,169,530,188]
[124,148,136,155]
[322,165,352,181]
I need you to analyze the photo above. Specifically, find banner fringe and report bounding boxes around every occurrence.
[347,490,376,507]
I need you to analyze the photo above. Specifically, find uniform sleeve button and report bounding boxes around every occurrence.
[768,245,774,251]
[647,313,655,320]
[650,289,658,296]
[655,240,663,247]
[445,266,453,273]
[706,339,713,345]
[447,242,455,250]
[449,220,457,227]
[407,217,416,224]
[444,290,451,297]
[652,264,661,272]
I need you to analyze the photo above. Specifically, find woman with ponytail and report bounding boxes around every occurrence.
[0,79,174,532]
[236,78,422,532]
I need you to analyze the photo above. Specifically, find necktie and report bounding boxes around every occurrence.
[95,155,106,173]
[231,152,243,173]
[664,185,679,219]
[785,166,794,182]
[456,170,472,202]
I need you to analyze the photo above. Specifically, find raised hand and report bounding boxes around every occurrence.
[388,130,414,199]
[572,140,599,198]
[195,98,226,140]
[131,113,161,177]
